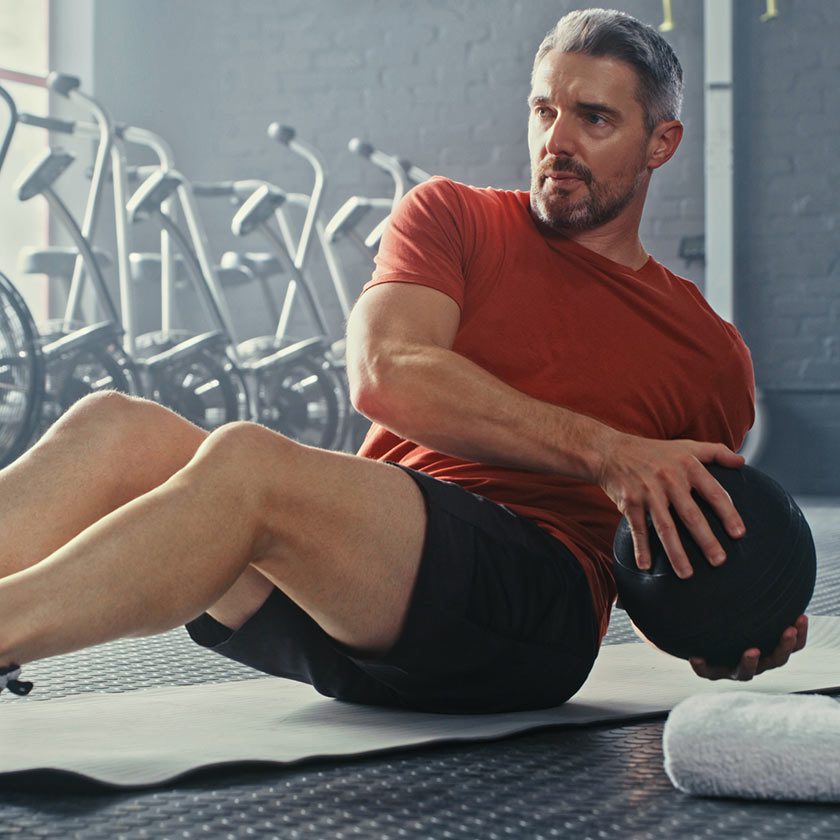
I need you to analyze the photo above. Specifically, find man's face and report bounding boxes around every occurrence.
[527,50,653,233]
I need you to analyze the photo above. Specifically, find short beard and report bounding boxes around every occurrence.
[530,156,647,233]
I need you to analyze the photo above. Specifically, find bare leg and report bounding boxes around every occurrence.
[0,421,427,671]
[0,390,274,632]
[0,447,267,666]
[0,392,207,580]
[203,565,275,631]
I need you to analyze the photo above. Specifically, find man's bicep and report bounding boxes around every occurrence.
[349,282,461,348]
[345,282,461,402]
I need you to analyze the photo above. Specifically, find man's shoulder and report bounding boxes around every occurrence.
[412,176,525,212]
[652,260,750,351]
[649,258,707,301]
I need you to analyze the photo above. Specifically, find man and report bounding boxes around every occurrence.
[0,9,807,710]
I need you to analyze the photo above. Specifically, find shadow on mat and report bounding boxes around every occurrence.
[0,761,293,797]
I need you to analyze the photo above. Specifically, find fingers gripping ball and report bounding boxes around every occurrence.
[612,463,816,669]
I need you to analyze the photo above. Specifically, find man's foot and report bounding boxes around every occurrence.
[0,663,33,696]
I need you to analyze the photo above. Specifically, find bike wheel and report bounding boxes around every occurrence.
[149,349,240,430]
[40,339,135,434]
[0,273,45,467]
[254,354,340,449]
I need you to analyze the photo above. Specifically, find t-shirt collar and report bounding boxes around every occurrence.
[515,189,655,278]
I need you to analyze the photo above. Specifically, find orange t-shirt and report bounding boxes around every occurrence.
[356,176,755,645]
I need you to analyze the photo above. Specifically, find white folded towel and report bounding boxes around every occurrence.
[663,691,840,802]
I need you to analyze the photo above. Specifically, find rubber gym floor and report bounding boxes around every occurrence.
[1,499,838,839]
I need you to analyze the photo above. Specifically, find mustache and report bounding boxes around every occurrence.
[540,157,591,184]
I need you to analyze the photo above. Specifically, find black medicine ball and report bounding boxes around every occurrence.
[612,463,816,669]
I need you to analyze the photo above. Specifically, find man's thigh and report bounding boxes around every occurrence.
[195,424,427,656]
[254,444,427,656]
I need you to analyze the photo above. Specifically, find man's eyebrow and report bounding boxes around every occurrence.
[527,94,551,109]
[527,94,622,119]
[578,100,622,118]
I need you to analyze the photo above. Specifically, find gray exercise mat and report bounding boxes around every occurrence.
[1,615,838,788]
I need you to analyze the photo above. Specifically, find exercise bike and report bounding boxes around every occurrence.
[129,167,343,448]
[15,146,140,433]
[185,172,346,450]
[18,78,251,430]
[0,81,138,465]
[0,84,45,465]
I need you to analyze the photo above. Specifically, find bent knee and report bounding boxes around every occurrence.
[48,392,147,449]
[52,391,208,478]
[60,391,164,432]
[190,422,299,477]
[59,389,138,426]
[186,422,299,514]
[64,391,201,437]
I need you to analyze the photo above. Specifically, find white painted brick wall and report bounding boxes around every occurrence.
[76,0,839,486]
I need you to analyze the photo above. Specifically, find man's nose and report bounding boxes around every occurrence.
[544,112,577,159]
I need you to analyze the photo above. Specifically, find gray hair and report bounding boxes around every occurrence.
[531,8,684,134]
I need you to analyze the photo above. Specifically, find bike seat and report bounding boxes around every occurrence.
[40,320,123,356]
[246,335,331,371]
[220,251,284,279]
[129,253,189,288]
[216,266,254,288]
[18,246,112,278]
[141,330,227,368]
[130,253,251,289]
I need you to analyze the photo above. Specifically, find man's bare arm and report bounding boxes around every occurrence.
[346,282,620,482]
[348,284,751,578]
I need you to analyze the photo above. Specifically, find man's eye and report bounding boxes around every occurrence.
[535,107,552,118]
[586,113,607,125]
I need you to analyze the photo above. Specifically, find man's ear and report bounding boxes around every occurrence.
[647,120,683,171]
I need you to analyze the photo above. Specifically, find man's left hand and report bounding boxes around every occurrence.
[689,614,809,681]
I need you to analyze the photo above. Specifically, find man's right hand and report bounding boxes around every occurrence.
[596,433,747,578]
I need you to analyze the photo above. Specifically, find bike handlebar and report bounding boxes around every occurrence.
[266,122,325,272]
[347,137,409,205]
[46,72,81,97]
[192,180,264,201]
[396,157,433,184]
[267,123,295,145]
[18,111,75,135]
[192,181,237,198]
[348,138,374,159]
[0,85,17,174]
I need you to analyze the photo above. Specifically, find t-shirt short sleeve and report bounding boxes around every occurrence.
[361,176,468,311]
[683,327,756,451]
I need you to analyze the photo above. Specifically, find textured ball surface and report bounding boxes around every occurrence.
[612,463,816,668]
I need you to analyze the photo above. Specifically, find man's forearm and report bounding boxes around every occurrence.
[356,346,622,482]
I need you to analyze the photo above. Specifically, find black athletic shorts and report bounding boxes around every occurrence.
[184,461,600,714]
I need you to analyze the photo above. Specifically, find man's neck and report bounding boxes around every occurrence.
[528,190,651,271]
[530,210,649,271]
[566,228,650,271]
